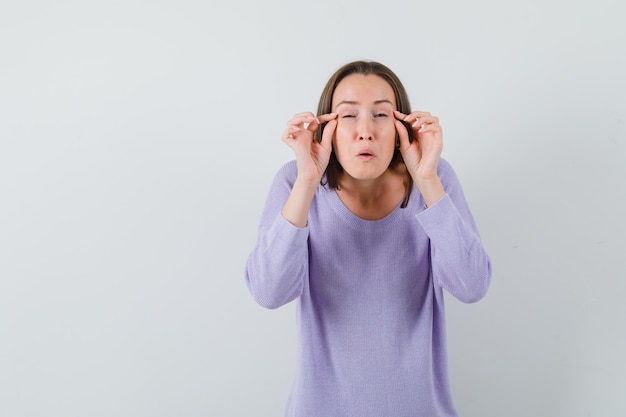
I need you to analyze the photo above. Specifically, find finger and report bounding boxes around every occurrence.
[412,116,439,131]
[394,119,411,149]
[411,115,438,124]
[398,111,432,128]
[288,113,321,129]
[317,112,338,123]
[282,122,308,140]
[292,111,318,120]
[281,127,297,143]
[395,110,431,120]
[409,111,432,120]
[394,110,408,121]
[320,119,337,150]
[394,111,419,130]
[288,116,319,128]
[394,112,416,143]
[307,112,337,133]
[417,123,442,134]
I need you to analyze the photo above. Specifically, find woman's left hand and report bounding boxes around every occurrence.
[394,110,443,180]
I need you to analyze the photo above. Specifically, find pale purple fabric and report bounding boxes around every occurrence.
[245,159,492,417]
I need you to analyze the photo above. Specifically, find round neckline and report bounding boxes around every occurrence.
[322,186,405,230]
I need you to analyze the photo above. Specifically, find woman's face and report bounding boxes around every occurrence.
[331,74,398,183]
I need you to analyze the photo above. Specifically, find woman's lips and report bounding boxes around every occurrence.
[357,148,374,161]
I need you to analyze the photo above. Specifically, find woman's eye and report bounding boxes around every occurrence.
[374,113,388,118]
[341,114,356,118]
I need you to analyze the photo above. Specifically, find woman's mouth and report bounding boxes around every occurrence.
[357,149,375,161]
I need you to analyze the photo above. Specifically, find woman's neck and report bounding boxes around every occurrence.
[336,170,406,220]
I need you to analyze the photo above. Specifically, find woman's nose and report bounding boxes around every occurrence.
[357,117,373,140]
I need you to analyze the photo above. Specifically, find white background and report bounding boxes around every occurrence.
[1,0,625,416]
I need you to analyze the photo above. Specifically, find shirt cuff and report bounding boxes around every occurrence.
[415,194,458,233]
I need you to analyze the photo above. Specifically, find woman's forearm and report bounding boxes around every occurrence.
[281,177,319,228]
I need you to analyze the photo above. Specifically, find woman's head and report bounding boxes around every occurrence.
[316,61,414,204]
[316,61,413,122]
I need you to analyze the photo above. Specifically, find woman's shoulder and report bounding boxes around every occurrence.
[405,158,462,210]
[437,157,454,174]
[270,160,298,186]
[278,159,298,176]
[437,157,461,186]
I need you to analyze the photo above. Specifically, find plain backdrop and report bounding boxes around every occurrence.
[1,0,625,416]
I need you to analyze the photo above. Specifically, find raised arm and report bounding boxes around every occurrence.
[417,160,492,303]
[395,110,491,302]
[281,112,337,227]
[394,110,445,207]
[245,112,337,309]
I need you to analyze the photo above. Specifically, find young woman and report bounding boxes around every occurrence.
[245,60,492,417]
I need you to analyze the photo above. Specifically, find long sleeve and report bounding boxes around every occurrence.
[245,158,491,416]
[416,160,492,303]
[245,162,309,309]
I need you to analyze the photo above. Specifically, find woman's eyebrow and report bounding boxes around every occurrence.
[335,99,394,107]
[335,100,358,108]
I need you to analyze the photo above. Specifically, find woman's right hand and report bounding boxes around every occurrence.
[282,112,338,184]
